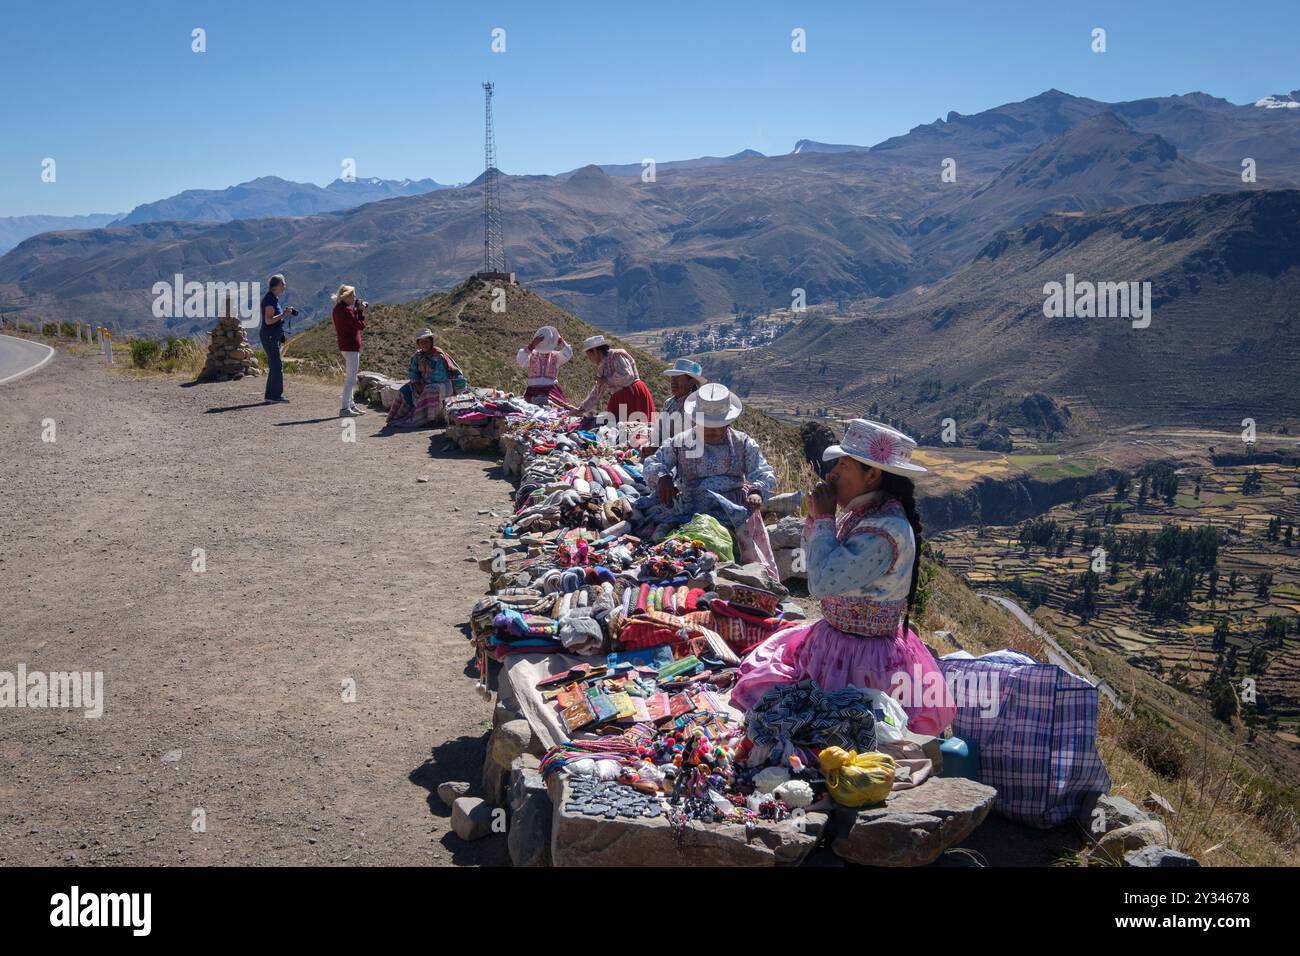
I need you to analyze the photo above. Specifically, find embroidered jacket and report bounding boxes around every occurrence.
[642,428,775,520]
[515,342,573,386]
[804,490,915,637]
[578,348,639,414]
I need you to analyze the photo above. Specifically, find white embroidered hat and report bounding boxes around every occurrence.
[823,419,927,475]
[684,382,743,428]
[582,334,606,352]
[415,328,435,342]
[533,325,559,352]
[662,358,706,386]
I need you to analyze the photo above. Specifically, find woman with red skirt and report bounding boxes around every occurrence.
[577,334,655,425]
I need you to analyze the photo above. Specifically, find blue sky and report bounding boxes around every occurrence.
[5,0,1298,217]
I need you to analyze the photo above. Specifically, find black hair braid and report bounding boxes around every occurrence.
[879,471,923,637]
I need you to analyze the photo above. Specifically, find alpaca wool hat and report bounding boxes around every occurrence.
[823,419,927,475]
[684,382,743,428]
[662,358,706,386]
[582,334,607,352]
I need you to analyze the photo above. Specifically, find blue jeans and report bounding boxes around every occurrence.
[260,327,284,400]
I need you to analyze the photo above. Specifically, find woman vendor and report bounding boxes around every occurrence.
[576,335,655,424]
[731,419,955,736]
[639,383,778,575]
[516,324,573,407]
[649,357,706,450]
[385,328,469,428]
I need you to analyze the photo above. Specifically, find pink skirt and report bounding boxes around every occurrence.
[731,619,956,737]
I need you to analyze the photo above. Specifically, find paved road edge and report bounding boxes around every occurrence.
[0,334,56,386]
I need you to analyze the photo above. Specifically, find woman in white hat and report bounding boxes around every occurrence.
[385,329,469,428]
[576,335,655,424]
[640,383,778,575]
[515,324,573,407]
[650,357,707,450]
[732,419,955,736]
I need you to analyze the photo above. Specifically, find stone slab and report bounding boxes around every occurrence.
[548,776,825,867]
[831,775,996,866]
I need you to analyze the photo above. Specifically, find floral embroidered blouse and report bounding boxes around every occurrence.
[804,490,915,637]
[578,348,639,414]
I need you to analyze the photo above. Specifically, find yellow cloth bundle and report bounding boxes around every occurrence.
[819,747,897,807]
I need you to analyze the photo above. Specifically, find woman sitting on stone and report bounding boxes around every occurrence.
[515,324,573,407]
[731,419,955,737]
[385,329,468,428]
[639,383,777,576]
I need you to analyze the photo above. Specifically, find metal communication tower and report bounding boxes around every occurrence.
[481,81,505,275]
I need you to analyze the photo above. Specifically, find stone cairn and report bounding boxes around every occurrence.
[198,295,262,382]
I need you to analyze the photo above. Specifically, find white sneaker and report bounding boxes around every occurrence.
[349,404,367,415]
[340,407,360,417]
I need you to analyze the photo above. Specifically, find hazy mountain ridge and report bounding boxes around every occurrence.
[112,175,450,226]
[0,213,123,255]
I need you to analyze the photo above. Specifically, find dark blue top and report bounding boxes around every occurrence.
[259,290,283,339]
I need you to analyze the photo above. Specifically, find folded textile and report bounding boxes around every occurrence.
[745,680,877,767]
[559,607,605,655]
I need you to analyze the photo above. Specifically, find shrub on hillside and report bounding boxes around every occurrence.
[129,335,205,375]
[1119,709,1188,779]
[130,339,161,368]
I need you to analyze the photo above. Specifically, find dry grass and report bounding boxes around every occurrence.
[923,562,1298,865]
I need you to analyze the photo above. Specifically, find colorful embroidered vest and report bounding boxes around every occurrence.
[527,350,562,382]
[818,498,910,638]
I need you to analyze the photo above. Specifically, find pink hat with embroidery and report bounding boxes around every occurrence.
[823,419,927,476]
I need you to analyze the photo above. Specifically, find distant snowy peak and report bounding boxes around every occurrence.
[1255,92,1300,109]
[790,139,869,155]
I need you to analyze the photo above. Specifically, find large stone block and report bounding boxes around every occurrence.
[508,789,553,867]
[451,797,496,842]
[831,776,996,866]
[548,777,823,867]
[767,516,805,550]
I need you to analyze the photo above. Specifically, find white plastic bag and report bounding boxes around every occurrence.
[860,688,910,744]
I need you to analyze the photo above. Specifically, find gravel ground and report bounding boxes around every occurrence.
[0,347,511,865]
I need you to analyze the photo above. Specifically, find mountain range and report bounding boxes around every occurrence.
[2,85,1299,429]
[0,213,122,256]
[0,175,451,255]
[111,175,451,225]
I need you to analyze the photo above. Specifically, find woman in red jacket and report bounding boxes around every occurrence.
[332,284,366,417]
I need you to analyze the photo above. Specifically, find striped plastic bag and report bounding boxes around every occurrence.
[937,655,1111,828]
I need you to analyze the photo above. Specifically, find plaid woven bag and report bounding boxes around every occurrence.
[937,656,1112,828]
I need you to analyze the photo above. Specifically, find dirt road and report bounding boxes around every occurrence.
[0,347,510,865]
